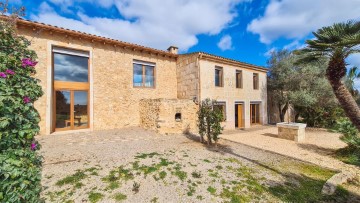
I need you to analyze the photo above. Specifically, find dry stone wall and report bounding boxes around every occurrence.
[140,99,198,134]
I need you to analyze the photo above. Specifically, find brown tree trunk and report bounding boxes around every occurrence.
[327,53,360,131]
[278,102,288,122]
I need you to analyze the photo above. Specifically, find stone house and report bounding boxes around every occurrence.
[14,18,267,135]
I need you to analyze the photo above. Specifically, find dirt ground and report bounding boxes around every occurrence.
[222,126,353,172]
[37,127,360,202]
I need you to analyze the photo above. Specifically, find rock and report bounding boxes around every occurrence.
[322,171,354,195]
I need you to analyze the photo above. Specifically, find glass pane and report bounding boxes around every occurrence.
[145,66,154,87]
[215,69,220,86]
[55,91,71,129]
[74,91,88,128]
[54,53,88,82]
[133,64,143,87]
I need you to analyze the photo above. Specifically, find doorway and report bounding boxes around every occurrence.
[235,103,244,128]
[250,103,260,125]
[52,47,90,132]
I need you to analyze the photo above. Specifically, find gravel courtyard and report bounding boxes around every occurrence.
[37,127,360,202]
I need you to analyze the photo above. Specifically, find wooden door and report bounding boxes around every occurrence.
[237,104,244,128]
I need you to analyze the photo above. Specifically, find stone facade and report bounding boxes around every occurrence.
[177,53,268,130]
[176,54,199,100]
[18,26,177,135]
[139,99,198,134]
[16,19,268,135]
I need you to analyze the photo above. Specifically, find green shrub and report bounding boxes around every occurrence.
[333,118,360,166]
[333,118,360,148]
[0,7,43,202]
[0,149,42,202]
[197,98,224,145]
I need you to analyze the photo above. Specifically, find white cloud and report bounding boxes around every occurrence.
[39,2,54,13]
[217,35,233,51]
[264,47,276,57]
[31,0,244,51]
[247,0,360,44]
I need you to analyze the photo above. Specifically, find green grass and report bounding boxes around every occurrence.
[187,185,196,196]
[203,159,212,163]
[268,169,349,202]
[191,171,202,178]
[135,152,161,159]
[159,171,167,179]
[215,165,223,170]
[335,146,360,166]
[88,191,104,203]
[150,197,159,203]
[56,170,87,186]
[113,192,127,202]
[196,195,204,200]
[106,181,120,190]
[207,186,217,195]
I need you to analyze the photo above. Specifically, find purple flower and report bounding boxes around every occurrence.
[21,58,38,68]
[0,72,6,78]
[5,69,15,75]
[30,142,37,150]
[23,96,31,104]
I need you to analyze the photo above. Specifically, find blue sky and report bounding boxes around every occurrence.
[11,0,360,71]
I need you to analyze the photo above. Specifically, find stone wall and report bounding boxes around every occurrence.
[140,99,198,134]
[176,54,199,100]
[18,27,178,135]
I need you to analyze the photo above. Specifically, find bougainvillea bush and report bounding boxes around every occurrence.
[0,14,43,202]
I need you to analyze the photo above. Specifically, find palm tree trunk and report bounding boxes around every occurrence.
[327,54,360,131]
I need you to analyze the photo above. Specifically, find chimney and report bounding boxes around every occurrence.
[167,46,178,54]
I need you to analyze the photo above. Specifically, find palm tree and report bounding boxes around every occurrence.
[345,66,360,96]
[296,21,360,131]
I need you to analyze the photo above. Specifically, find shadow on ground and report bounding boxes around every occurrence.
[183,132,360,202]
[297,143,337,156]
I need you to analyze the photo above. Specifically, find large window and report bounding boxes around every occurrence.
[133,60,155,88]
[214,102,226,121]
[215,66,223,87]
[253,73,259,90]
[53,47,90,132]
[236,70,242,88]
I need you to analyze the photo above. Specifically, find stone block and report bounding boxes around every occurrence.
[276,122,307,142]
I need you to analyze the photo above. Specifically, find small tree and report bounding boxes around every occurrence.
[197,99,224,146]
[0,3,43,202]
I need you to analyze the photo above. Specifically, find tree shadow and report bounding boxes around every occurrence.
[182,132,360,202]
[262,133,279,138]
[297,143,337,156]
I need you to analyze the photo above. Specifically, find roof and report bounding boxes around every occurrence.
[4,17,267,71]
[181,52,268,72]
[10,17,177,59]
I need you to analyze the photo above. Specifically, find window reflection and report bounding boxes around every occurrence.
[133,64,143,87]
[55,91,71,129]
[74,91,88,128]
[145,66,154,87]
[54,53,88,82]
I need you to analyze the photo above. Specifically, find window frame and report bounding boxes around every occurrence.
[236,70,243,89]
[253,73,259,90]
[52,46,90,132]
[215,66,224,87]
[133,60,156,88]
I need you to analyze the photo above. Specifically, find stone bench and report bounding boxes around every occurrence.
[276,122,307,142]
